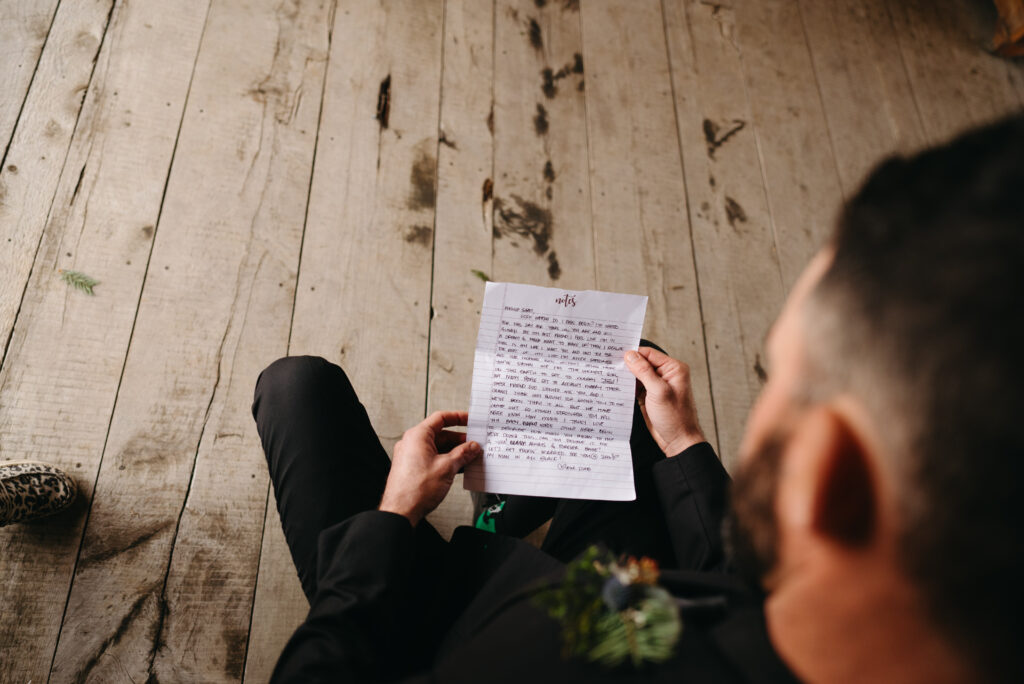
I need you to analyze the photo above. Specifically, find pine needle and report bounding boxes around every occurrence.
[59,269,99,295]
[471,269,490,282]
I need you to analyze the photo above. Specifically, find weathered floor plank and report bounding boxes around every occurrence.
[425,0,496,538]
[443,0,596,536]
[0,0,60,159]
[249,0,447,667]
[580,0,715,453]
[888,0,1024,144]
[243,490,308,684]
[150,1,331,681]
[0,0,115,365]
[733,0,845,287]
[662,0,785,469]
[287,0,444,443]
[798,0,928,196]
[47,0,324,680]
[0,0,208,679]
[491,0,594,292]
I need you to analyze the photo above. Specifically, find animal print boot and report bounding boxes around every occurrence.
[0,461,77,527]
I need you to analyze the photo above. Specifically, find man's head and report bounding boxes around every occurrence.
[729,115,1024,682]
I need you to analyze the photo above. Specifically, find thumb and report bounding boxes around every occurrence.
[448,440,482,473]
[625,350,665,393]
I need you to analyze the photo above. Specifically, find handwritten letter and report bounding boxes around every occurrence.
[465,283,648,501]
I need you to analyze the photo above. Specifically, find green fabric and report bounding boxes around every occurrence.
[474,499,506,533]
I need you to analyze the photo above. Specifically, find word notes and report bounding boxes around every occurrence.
[465,282,647,501]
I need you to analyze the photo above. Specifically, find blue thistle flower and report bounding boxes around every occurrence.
[601,576,639,612]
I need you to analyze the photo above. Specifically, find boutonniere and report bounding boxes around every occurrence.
[533,546,682,668]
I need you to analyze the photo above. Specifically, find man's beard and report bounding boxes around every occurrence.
[724,431,788,588]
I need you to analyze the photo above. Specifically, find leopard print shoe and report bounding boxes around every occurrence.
[0,461,78,527]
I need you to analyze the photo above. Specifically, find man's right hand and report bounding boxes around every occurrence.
[625,347,706,456]
[379,411,481,527]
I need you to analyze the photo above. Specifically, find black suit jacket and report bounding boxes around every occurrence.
[270,443,799,683]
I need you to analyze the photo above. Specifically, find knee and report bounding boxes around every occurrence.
[252,355,345,417]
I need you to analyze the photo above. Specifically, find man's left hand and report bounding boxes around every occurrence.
[379,411,481,526]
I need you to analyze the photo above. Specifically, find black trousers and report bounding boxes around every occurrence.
[252,352,676,603]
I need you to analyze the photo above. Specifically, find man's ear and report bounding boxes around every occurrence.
[808,409,878,547]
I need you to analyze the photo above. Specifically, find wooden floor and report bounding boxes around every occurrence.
[0,0,1021,681]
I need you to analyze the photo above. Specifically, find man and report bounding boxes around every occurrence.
[253,115,1024,682]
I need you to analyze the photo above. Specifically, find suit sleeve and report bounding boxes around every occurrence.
[652,441,732,572]
[270,510,420,684]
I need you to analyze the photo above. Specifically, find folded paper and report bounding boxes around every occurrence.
[465,282,647,501]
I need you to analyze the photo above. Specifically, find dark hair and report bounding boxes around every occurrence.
[807,114,1024,682]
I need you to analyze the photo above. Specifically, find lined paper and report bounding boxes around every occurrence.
[464,282,647,501]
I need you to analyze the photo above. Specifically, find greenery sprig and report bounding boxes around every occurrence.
[59,269,99,295]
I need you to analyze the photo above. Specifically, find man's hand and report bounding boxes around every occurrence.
[379,411,481,526]
[625,347,706,456]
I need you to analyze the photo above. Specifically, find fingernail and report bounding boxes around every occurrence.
[469,441,480,452]
[625,351,639,363]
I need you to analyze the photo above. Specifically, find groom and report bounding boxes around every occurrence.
[253,114,1024,683]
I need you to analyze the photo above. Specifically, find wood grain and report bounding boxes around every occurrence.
[150,1,330,680]
[580,0,715,453]
[888,0,1024,143]
[250,0,447,667]
[492,0,594,291]
[445,0,596,536]
[0,0,208,680]
[798,0,928,195]
[425,0,495,538]
[0,0,60,157]
[732,0,844,286]
[0,0,115,364]
[47,0,325,680]
[662,0,785,468]
[287,0,444,442]
[243,490,308,684]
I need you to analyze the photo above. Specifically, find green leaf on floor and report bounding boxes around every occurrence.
[59,269,99,296]
[471,269,490,282]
